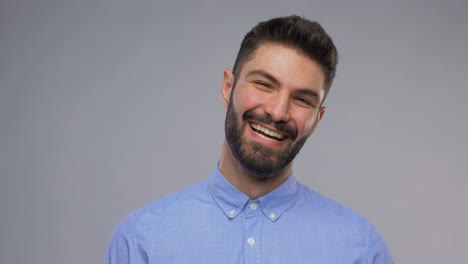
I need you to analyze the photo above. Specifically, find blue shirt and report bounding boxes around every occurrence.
[105,166,393,263]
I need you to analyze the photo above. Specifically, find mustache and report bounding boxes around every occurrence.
[243,110,298,140]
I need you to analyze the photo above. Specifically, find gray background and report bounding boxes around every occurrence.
[1,0,467,263]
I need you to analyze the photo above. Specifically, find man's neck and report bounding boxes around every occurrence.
[218,140,292,200]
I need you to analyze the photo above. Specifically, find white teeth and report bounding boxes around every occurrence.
[250,123,285,140]
[255,131,278,141]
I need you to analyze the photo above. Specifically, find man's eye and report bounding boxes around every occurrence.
[294,97,313,107]
[254,81,271,88]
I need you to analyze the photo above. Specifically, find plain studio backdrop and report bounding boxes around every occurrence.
[1,0,467,263]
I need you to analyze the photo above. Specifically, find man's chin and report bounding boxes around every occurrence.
[237,151,287,177]
[245,161,289,179]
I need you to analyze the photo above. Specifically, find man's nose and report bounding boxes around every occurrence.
[264,93,291,122]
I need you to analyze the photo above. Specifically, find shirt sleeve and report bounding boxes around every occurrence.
[104,221,141,264]
[367,226,394,264]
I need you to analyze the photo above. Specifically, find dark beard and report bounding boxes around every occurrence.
[224,97,308,178]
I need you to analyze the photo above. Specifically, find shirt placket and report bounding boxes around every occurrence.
[243,200,261,264]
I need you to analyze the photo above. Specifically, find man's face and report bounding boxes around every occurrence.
[222,44,326,178]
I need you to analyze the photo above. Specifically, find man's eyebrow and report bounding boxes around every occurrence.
[245,69,281,87]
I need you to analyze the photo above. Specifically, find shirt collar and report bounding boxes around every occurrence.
[208,165,298,222]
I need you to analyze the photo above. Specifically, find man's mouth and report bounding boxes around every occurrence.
[250,123,286,142]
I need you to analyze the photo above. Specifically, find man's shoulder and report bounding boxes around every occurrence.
[286,182,393,263]
[294,182,391,254]
[294,182,377,230]
[113,179,210,233]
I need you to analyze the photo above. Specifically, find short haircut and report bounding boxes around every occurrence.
[232,15,338,97]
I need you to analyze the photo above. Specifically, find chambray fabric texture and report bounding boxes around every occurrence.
[105,166,393,264]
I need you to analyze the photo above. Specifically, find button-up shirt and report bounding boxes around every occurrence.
[105,166,393,263]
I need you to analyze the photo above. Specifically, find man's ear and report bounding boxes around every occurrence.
[221,68,234,108]
[308,106,326,137]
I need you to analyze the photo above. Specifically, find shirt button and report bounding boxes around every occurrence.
[249,203,258,210]
[269,213,276,220]
[228,210,236,217]
[247,237,255,246]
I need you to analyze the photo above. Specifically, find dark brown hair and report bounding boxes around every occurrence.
[232,15,338,95]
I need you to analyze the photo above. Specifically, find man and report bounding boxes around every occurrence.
[105,15,393,263]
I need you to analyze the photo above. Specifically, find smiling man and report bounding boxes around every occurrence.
[221,43,327,200]
[105,15,393,264]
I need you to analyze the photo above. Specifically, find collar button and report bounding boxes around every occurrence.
[228,210,236,217]
[269,213,276,220]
